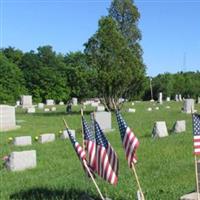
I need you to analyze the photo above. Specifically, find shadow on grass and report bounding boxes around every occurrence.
[10,187,101,200]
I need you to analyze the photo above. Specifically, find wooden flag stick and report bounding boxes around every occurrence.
[195,155,200,200]
[63,118,105,200]
[81,108,85,150]
[131,163,145,200]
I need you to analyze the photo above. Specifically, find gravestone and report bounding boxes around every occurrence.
[61,129,75,139]
[198,97,200,104]
[175,94,179,101]
[179,94,182,101]
[96,106,105,112]
[166,97,170,102]
[91,112,112,132]
[51,107,56,111]
[59,101,64,105]
[152,121,168,138]
[173,120,186,133]
[128,108,136,113]
[166,106,170,109]
[132,102,135,106]
[38,103,44,109]
[44,108,50,112]
[72,97,78,106]
[183,99,195,114]
[155,107,159,110]
[13,136,32,146]
[27,107,35,113]
[21,95,32,108]
[46,99,54,106]
[39,133,55,143]
[0,105,16,131]
[158,92,163,104]
[6,150,36,171]
[147,107,152,111]
[16,101,20,106]
[91,102,99,107]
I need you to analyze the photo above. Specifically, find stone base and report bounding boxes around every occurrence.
[180,192,199,200]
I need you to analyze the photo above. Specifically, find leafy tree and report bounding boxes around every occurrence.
[85,16,142,110]
[0,53,26,103]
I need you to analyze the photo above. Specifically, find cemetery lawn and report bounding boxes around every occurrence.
[1,102,200,200]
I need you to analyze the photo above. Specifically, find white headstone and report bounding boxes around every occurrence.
[198,97,200,104]
[72,97,78,106]
[183,99,195,114]
[173,120,186,133]
[59,101,64,105]
[175,94,179,101]
[44,108,50,112]
[128,108,136,113]
[46,99,54,106]
[92,112,112,131]
[132,102,135,106]
[38,103,44,109]
[166,106,170,109]
[158,92,163,104]
[152,121,168,138]
[96,106,105,112]
[16,101,20,106]
[27,107,35,113]
[155,107,159,110]
[6,150,36,171]
[61,130,75,139]
[166,97,170,102]
[39,133,55,143]
[0,105,16,131]
[51,107,56,111]
[178,94,182,101]
[147,107,152,111]
[91,102,99,107]
[13,136,32,146]
[21,95,32,108]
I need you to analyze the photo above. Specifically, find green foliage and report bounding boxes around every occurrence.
[0,53,26,103]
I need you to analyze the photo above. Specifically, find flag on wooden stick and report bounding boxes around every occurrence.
[115,110,139,167]
[94,119,118,185]
[192,114,200,155]
[82,116,96,171]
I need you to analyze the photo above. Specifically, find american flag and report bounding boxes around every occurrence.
[94,120,118,185]
[192,114,200,155]
[82,116,96,171]
[67,129,94,176]
[115,110,139,167]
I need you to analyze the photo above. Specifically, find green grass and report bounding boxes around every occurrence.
[0,101,200,200]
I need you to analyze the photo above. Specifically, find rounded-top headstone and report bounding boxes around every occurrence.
[173,120,186,133]
[152,121,168,138]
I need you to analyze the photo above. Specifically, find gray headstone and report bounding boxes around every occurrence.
[27,107,35,113]
[46,99,54,106]
[21,95,32,108]
[198,97,200,104]
[175,94,179,101]
[6,150,36,171]
[152,121,168,138]
[91,102,99,107]
[183,99,195,114]
[173,120,186,133]
[158,92,163,104]
[92,112,112,132]
[61,130,75,139]
[39,133,55,143]
[72,97,78,105]
[38,103,44,109]
[166,97,170,102]
[179,94,182,101]
[0,105,16,131]
[14,136,32,146]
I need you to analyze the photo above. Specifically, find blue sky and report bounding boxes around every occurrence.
[1,0,200,76]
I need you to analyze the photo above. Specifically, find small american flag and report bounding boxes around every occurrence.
[67,129,94,176]
[94,120,118,185]
[192,114,200,155]
[115,110,139,167]
[82,116,96,171]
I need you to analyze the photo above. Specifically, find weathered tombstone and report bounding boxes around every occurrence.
[46,99,54,106]
[44,108,50,112]
[173,120,186,133]
[72,97,78,106]
[39,133,55,143]
[51,107,56,111]
[132,102,135,106]
[91,102,99,107]
[147,107,152,111]
[13,136,32,146]
[158,92,163,104]
[166,97,170,102]
[183,99,195,114]
[38,103,44,109]
[155,107,159,110]
[61,129,75,139]
[59,101,64,105]
[16,101,20,106]
[96,106,105,112]
[152,121,168,138]
[21,95,32,108]
[128,108,136,113]
[27,107,35,113]
[0,105,16,131]
[175,94,179,101]
[91,112,112,132]
[178,94,182,101]
[198,97,200,104]
[6,150,36,171]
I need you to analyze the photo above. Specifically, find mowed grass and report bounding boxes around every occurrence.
[0,101,200,200]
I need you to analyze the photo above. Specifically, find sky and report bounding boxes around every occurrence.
[0,0,200,77]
